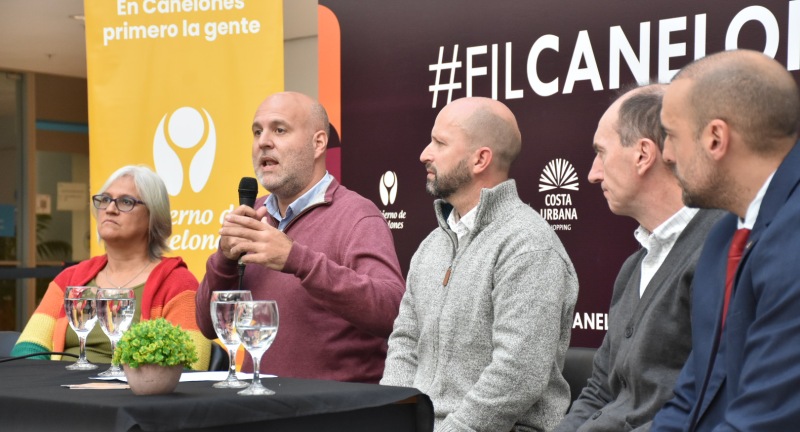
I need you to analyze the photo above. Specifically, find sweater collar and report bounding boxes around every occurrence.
[68,255,182,291]
[265,172,334,231]
[434,179,520,233]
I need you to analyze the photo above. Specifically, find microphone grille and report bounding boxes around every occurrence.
[238,177,258,192]
[238,177,259,207]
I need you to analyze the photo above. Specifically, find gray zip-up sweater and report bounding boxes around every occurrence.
[382,180,579,432]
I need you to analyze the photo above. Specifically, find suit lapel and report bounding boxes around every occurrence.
[749,142,800,244]
[692,215,736,425]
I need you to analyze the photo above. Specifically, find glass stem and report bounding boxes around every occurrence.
[251,354,261,385]
[78,336,87,362]
[109,339,118,367]
[227,348,237,380]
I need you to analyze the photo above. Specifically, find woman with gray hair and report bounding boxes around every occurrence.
[11,165,210,370]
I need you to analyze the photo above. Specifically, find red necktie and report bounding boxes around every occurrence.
[722,228,751,328]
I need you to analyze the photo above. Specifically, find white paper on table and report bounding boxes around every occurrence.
[90,371,274,382]
[62,382,131,390]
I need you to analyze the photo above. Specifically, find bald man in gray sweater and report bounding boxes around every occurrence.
[382,97,579,432]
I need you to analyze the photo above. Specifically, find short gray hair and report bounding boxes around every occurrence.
[93,165,171,259]
[615,84,666,150]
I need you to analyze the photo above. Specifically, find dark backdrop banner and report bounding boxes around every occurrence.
[318,0,800,347]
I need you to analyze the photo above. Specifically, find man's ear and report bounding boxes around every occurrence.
[704,119,730,161]
[635,138,658,175]
[312,130,328,158]
[472,147,493,174]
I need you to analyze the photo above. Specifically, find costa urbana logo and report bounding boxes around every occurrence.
[539,158,578,231]
[539,158,579,192]
[153,107,216,196]
[379,170,398,206]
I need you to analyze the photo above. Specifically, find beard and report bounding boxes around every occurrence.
[425,158,471,199]
[253,143,315,200]
[256,168,308,201]
[674,157,733,210]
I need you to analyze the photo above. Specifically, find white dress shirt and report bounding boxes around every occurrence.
[634,206,699,297]
[447,206,477,244]
[739,171,775,230]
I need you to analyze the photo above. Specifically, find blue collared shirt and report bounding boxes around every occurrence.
[265,172,333,231]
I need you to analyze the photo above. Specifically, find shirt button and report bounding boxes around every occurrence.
[591,411,602,420]
[625,326,633,338]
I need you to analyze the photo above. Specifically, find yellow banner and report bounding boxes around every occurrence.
[85,0,283,279]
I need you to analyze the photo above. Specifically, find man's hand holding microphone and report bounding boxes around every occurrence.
[219,177,293,272]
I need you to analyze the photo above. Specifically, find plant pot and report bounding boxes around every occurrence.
[123,364,183,395]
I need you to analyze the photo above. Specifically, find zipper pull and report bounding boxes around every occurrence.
[442,266,451,286]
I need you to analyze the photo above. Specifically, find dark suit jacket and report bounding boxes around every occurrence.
[652,141,800,431]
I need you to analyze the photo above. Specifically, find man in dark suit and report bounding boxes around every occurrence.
[556,84,721,432]
[652,49,800,430]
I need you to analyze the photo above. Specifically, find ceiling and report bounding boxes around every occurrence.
[0,0,318,78]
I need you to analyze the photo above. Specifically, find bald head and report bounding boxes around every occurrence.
[674,50,800,154]
[442,97,522,173]
[262,91,330,137]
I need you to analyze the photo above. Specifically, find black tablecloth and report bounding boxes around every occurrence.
[0,358,433,432]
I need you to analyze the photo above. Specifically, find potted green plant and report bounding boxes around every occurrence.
[113,318,198,395]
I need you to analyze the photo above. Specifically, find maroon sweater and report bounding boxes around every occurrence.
[197,179,405,383]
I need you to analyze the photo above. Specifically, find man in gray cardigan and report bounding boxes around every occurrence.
[554,85,723,432]
[382,97,579,432]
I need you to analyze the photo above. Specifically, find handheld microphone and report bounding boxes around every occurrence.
[237,177,258,290]
[238,177,258,208]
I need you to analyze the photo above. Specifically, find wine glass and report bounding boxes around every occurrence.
[64,286,99,370]
[210,290,253,388]
[234,300,279,396]
[95,288,136,377]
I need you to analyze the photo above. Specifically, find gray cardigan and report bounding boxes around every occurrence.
[382,180,579,432]
[555,209,724,432]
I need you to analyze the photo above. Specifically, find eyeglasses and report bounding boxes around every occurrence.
[91,194,145,212]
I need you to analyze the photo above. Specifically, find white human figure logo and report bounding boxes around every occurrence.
[379,171,398,206]
[153,107,216,196]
